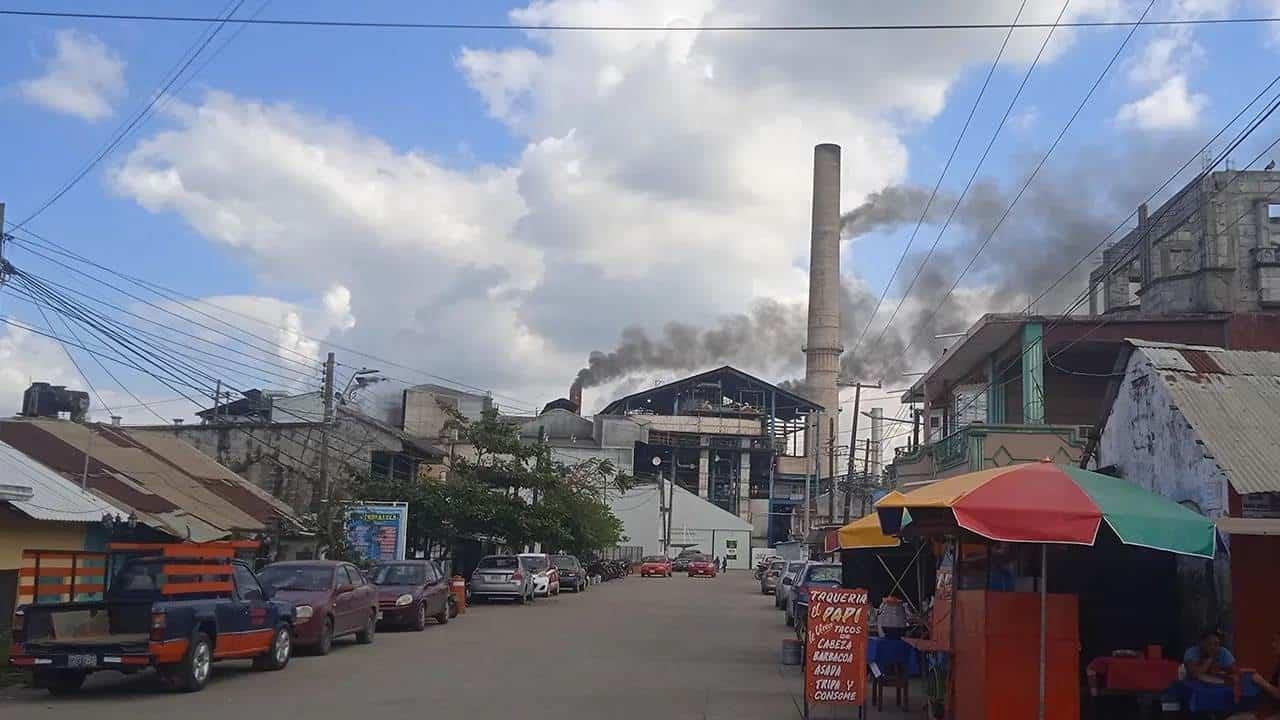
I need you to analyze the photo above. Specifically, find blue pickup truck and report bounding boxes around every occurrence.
[11,545,295,694]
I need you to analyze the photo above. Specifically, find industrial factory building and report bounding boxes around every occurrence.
[597,366,822,547]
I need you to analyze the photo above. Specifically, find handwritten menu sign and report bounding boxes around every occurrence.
[804,588,869,708]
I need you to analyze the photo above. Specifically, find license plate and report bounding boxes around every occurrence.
[484,574,505,584]
[66,654,96,668]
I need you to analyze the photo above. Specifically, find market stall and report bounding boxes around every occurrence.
[876,460,1215,720]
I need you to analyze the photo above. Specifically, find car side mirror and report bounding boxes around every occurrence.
[782,577,793,586]
[336,583,355,594]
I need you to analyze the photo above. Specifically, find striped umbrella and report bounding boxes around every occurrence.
[876,460,1214,558]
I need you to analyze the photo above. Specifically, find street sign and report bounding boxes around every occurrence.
[804,587,870,714]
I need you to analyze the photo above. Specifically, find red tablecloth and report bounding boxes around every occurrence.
[1087,656,1180,693]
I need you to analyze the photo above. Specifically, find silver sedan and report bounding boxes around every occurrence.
[470,555,536,604]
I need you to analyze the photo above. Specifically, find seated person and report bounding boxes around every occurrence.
[1185,630,1237,684]
[1243,633,1280,720]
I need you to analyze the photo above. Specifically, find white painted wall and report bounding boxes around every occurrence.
[1096,350,1230,518]
[608,482,754,569]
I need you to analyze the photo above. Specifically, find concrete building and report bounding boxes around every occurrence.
[1092,340,1280,669]
[516,406,645,477]
[888,312,1280,487]
[1090,170,1280,316]
[607,482,753,570]
[597,366,822,548]
[166,389,445,513]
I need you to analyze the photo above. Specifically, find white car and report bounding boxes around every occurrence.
[518,553,560,597]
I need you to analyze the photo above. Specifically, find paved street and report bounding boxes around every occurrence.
[2,572,809,720]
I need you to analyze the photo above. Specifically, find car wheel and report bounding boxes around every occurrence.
[785,612,794,627]
[414,602,428,631]
[172,632,213,692]
[447,596,459,618]
[517,590,527,605]
[316,617,334,655]
[356,611,376,644]
[43,670,87,695]
[434,600,449,625]
[253,624,292,671]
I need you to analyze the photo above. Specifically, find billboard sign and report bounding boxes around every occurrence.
[345,502,408,562]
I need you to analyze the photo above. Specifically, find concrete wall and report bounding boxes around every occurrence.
[1095,351,1229,518]
[170,415,414,512]
[634,415,761,436]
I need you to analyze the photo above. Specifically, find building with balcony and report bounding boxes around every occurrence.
[596,366,822,547]
[888,311,1280,487]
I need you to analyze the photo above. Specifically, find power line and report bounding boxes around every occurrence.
[12,1,249,229]
[898,0,1158,357]
[849,0,1035,358]
[7,228,540,410]
[868,0,1072,355]
[4,9,1279,32]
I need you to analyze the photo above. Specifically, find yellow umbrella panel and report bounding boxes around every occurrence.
[836,512,900,550]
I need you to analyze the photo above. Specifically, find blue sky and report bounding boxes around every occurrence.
[2,1,1279,423]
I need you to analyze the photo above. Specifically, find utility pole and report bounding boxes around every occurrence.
[212,379,222,423]
[826,416,836,525]
[314,352,336,514]
[840,380,880,521]
[861,437,874,516]
[804,409,819,537]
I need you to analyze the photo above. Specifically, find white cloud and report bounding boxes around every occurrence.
[1116,75,1206,130]
[18,29,125,121]
[112,1,1122,407]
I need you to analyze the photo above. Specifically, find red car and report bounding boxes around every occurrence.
[688,556,718,578]
[259,561,378,655]
[639,555,672,577]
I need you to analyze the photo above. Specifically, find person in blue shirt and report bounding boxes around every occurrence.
[1184,629,1236,684]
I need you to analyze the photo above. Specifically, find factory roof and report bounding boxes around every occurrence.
[0,438,128,523]
[1124,339,1280,495]
[0,418,302,541]
[598,365,820,421]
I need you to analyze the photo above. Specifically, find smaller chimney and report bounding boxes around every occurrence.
[1137,203,1149,227]
[110,415,122,426]
[569,380,583,414]
[172,418,184,425]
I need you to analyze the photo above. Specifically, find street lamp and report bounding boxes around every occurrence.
[340,368,382,403]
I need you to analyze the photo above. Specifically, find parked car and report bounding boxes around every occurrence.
[754,554,780,580]
[688,556,718,578]
[639,555,672,577]
[369,560,453,631]
[12,549,293,694]
[776,560,807,610]
[552,554,588,592]
[788,563,843,636]
[259,560,377,655]
[672,549,701,573]
[470,555,535,603]
[760,559,786,594]
[519,553,561,597]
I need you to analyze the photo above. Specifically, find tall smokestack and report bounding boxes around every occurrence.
[804,144,843,477]
[569,379,583,414]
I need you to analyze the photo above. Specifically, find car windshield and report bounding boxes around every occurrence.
[804,566,842,584]
[553,557,579,570]
[109,561,165,596]
[642,556,667,563]
[260,565,333,591]
[478,556,519,570]
[520,556,549,572]
[370,564,426,585]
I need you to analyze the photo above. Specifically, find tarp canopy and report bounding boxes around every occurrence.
[837,511,901,550]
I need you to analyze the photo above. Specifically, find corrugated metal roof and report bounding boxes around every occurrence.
[1130,339,1280,495]
[0,439,127,522]
[0,419,300,539]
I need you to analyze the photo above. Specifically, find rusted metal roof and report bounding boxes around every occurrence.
[0,438,127,523]
[1129,339,1280,495]
[0,418,301,540]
